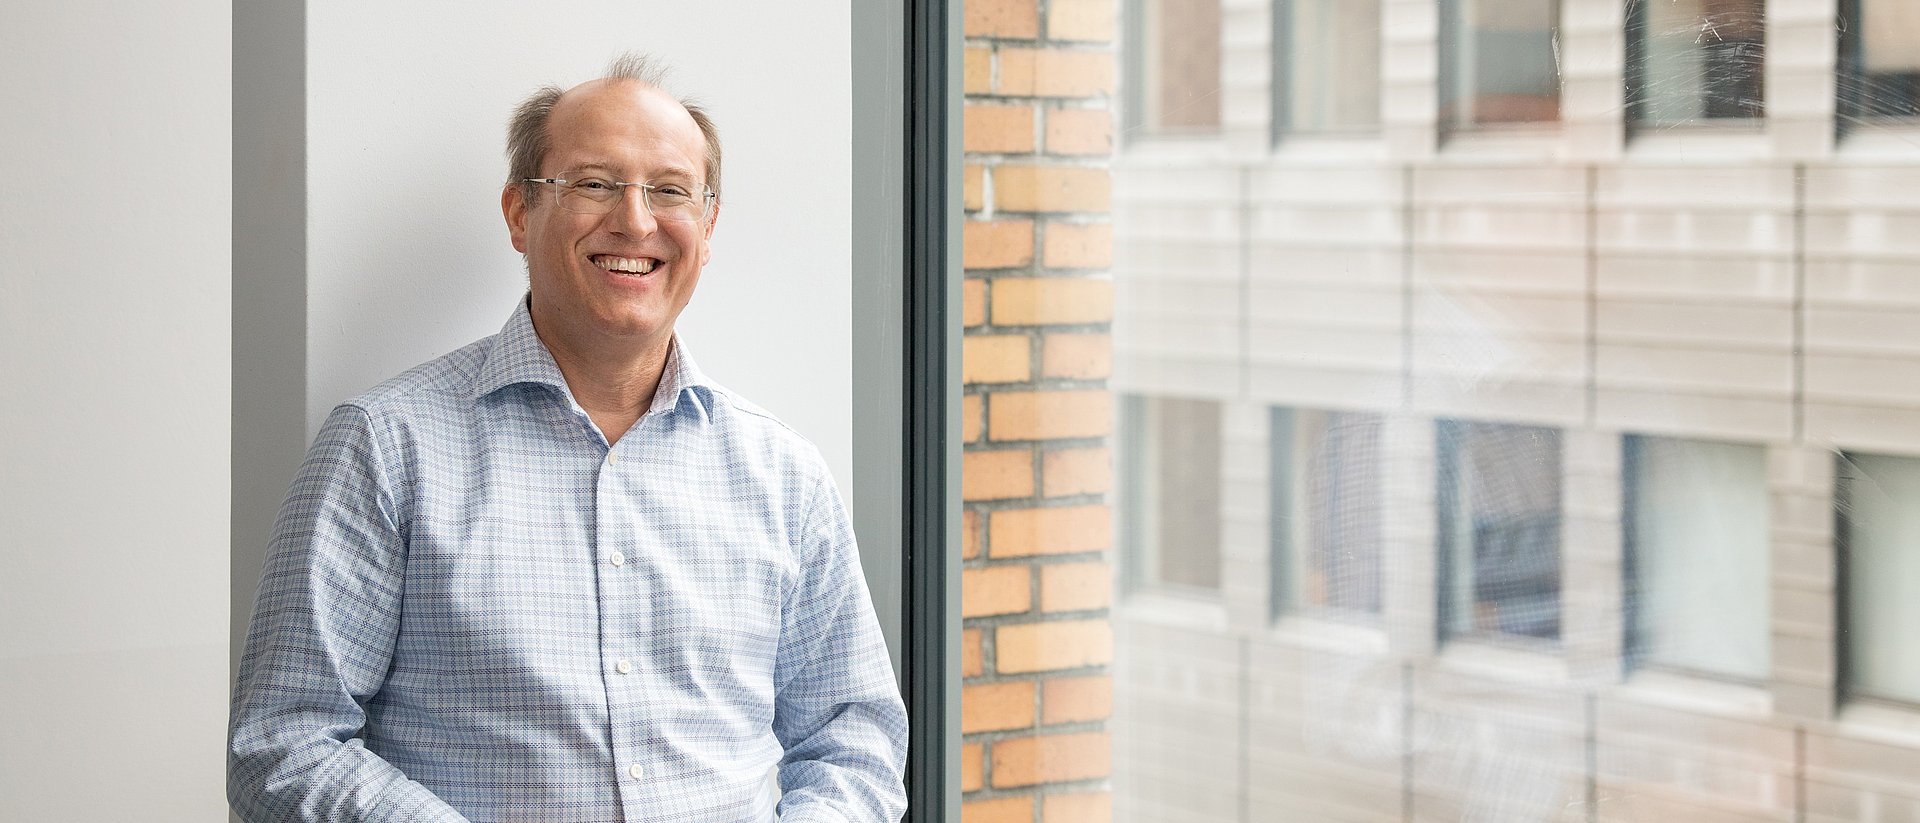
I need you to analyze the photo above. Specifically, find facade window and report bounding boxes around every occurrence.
[1839,0,1920,122]
[1272,409,1384,619]
[1438,0,1561,130]
[1438,420,1562,643]
[1623,437,1770,682]
[1124,0,1224,137]
[1838,453,1920,705]
[1120,395,1223,592]
[1626,0,1766,126]
[1272,0,1382,136]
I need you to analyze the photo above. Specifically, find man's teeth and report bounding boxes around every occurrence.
[594,256,655,274]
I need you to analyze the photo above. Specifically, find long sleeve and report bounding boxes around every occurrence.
[772,470,910,823]
[227,404,468,823]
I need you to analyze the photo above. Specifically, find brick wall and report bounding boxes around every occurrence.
[960,0,1117,820]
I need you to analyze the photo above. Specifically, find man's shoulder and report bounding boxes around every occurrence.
[340,335,495,419]
[699,383,830,467]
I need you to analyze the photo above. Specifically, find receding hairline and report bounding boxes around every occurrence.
[506,53,724,202]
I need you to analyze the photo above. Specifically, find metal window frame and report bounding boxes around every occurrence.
[851,0,960,818]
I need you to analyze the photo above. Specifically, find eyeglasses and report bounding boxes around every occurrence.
[523,175,716,223]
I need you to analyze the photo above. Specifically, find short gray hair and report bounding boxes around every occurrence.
[506,52,724,208]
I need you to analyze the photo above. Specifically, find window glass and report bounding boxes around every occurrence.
[1273,408,1383,618]
[1275,0,1382,134]
[1439,0,1560,128]
[1121,395,1222,592]
[1439,420,1562,642]
[1842,0,1920,121]
[1624,437,1770,681]
[1627,0,1765,125]
[1127,0,1223,136]
[1839,453,1920,705]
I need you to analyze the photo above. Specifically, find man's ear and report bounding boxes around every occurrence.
[698,200,720,266]
[503,185,529,253]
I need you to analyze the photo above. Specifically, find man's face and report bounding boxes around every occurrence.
[504,79,717,352]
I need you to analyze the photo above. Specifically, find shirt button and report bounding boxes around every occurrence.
[628,763,644,780]
[605,451,617,465]
[609,551,626,567]
[615,659,633,674]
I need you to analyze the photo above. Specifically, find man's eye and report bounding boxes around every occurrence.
[573,179,616,192]
[654,186,691,198]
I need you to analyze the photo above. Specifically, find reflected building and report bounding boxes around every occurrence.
[1110,0,1920,819]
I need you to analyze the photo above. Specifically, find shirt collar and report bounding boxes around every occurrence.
[471,296,715,427]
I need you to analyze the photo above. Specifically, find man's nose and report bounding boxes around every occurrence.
[605,185,659,236]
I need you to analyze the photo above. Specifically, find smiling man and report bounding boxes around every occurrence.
[228,55,908,823]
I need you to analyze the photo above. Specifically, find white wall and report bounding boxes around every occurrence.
[305,2,856,490]
[0,0,231,819]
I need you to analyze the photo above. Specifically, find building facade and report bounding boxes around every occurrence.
[1107,0,1920,820]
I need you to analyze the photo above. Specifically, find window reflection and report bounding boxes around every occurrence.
[1126,0,1223,136]
[1627,0,1766,125]
[1840,0,1920,122]
[1121,395,1222,592]
[1624,436,1770,682]
[1439,0,1561,129]
[1438,420,1562,642]
[1839,453,1920,706]
[1273,408,1383,618]
[1274,0,1382,135]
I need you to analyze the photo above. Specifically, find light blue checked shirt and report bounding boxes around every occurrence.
[229,299,908,822]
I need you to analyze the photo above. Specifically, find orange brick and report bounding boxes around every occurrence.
[964,164,985,211]
[963,394,983,444]
[1042,445,1110,497]
[995,620,1111,674]
[964,219,1034,270]
[989,505,1109,557]
[962,680,1037,733]
[962,565,1031,618]
[1043,791,1112,823]
[964,0,1038,38]
[964,47,992,95]
[963,334,1032,385]
[1042,222,1111,269]
[963,796,1034,823]
[1042,675,1112,725]
[1047,0,1115,42]
[962,743,985,792]
[963,627,984,678]
[991,278,1112,326]
[1040,561,1110,612]
[964,279,987,328]
[963,508,982,559]
[996,48,1035,96]
[991,731,1112,786]
[1041,332,1111,381]
[996,48,1115,97]
[995,165,1109,212]
[963,447,1035,501]
[965,103,1036,154]
[1045,107,1113,156]
[988,390,1111,441]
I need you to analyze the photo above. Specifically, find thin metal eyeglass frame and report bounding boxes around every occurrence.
[521,177,717,222]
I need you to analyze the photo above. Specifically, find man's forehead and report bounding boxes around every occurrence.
[547,80,705,175]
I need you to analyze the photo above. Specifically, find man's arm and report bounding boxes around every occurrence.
[771,469,910,823]
[228,404,468,823]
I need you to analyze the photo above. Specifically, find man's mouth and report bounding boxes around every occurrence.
[590,255,659,277]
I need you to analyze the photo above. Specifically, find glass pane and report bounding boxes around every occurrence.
[1628,0,1766,124]
[1840,453,1920,704]
[1625,436,1770,681]
[1278,0,1383,133]
[957,0,1920,819]
[1440,0,1561,128]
